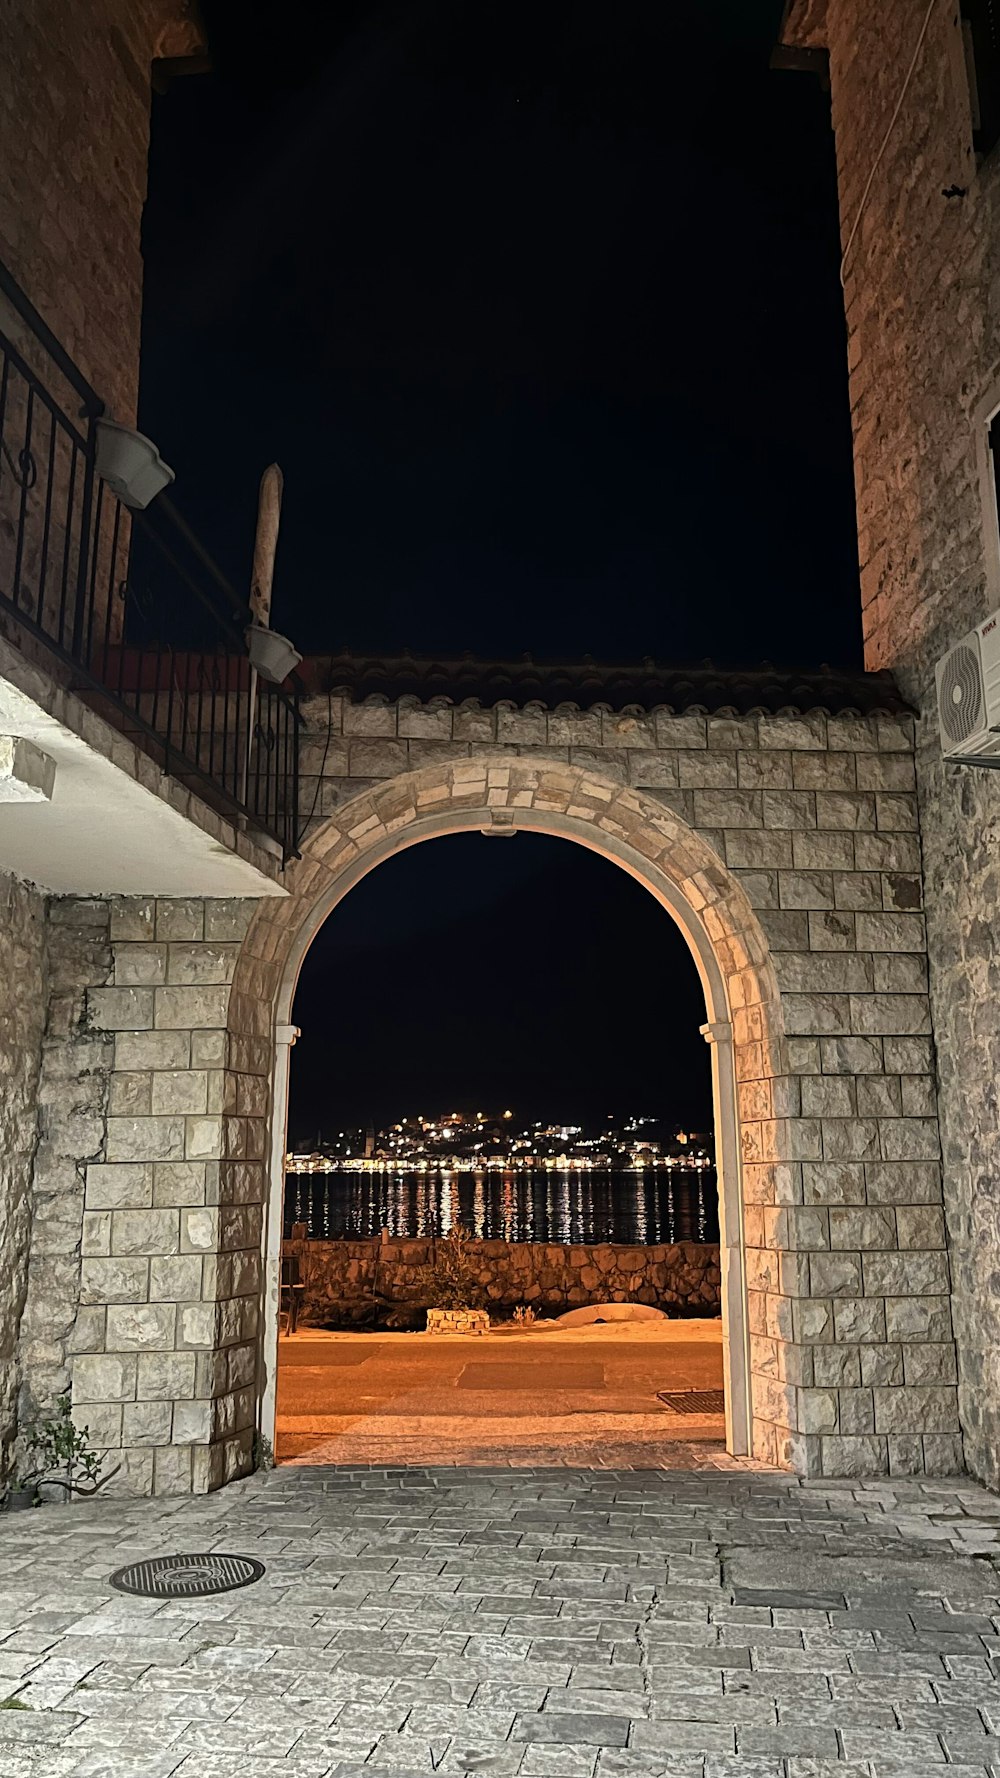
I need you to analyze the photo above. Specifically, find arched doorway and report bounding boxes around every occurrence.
[278,828,726,1465]
[235,756,786,1465]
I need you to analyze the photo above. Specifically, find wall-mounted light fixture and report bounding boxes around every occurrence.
[246,623,302,684]
[94,420,175,509]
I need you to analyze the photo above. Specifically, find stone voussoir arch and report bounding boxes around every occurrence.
[63,681,962,1495]
[231,754,805,1470]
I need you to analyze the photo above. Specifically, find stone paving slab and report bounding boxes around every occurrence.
[0,1464,999,1775]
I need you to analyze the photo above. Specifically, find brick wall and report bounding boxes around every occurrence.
[0,0,199,424]
[0,0,205,674]
[781,0,1000,1485]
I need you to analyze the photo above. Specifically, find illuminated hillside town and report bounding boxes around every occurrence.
[287,1109,713,1175]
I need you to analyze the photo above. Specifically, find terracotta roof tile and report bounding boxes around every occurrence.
[302,651,910,718]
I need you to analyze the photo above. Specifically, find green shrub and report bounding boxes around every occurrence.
[416,1226,489,1311]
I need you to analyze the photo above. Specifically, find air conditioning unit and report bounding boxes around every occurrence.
[936,609,1000,765]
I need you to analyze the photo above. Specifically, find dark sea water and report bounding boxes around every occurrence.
[284,1167,719,1246]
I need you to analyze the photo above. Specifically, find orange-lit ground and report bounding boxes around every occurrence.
[276,1317,728,1468]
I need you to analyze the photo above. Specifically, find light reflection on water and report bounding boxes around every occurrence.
[284,1167,719,1245]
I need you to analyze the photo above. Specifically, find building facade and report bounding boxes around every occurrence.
[48,674,970,1488]
[779,0,1000,1489]
[0,0,995,1495]
[0,2,297,1485]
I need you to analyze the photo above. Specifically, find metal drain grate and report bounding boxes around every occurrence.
[109,1553,265,1599]
[657,1389,726,1415]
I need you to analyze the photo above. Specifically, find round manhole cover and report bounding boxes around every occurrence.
[109,1553,265,1599]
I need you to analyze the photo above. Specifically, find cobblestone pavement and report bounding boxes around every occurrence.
[2,1463,1000,1777]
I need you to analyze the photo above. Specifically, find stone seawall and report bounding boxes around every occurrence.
[286,1236,721,1329]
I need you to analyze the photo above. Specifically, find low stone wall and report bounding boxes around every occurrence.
[286,1235,721,1329]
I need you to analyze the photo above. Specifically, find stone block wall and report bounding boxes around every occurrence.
[0,0,984,1490]
[779,0,1000,1485]
[7,702,966,1489]
[426,1309,489,1334]
[75,895,261,1496]
[287,1235,722,1328]
[253,726,961,1480]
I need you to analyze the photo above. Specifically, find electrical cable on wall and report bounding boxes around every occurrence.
[299,679,336,846]
[839,0,941,286]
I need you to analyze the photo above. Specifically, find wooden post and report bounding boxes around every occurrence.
[250,463,283,628]
[242,463,284,811]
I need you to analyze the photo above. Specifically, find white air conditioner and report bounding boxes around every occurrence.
[936,609,1000,765]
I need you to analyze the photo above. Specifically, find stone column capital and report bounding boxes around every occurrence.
[700,1020,732,1047]
[276,1023,300,1048]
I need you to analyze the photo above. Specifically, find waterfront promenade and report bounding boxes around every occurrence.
[276,1320,727,1466]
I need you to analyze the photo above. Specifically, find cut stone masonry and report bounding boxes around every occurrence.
[36,690,962,1491]
[778,0,1000,1490]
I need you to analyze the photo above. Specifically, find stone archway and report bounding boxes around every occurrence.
[232,756,789,1466]
[67,691,964,1494]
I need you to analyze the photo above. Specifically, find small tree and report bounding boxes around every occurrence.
[417,1225,488,1311]
[20,1396,120,1499]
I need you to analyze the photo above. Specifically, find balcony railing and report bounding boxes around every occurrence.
[0,258,302,862]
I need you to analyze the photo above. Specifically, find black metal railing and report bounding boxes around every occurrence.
[0,258,302,861]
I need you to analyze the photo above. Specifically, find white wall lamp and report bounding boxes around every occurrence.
[246,622,302,685]
[94,419,175,510]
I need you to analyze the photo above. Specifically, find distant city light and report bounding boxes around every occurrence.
[287,1108,714,1181]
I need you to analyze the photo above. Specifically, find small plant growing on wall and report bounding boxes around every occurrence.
[252,1431,275,1472]
[15,1396,120,1504]
[418,1225,489,1311]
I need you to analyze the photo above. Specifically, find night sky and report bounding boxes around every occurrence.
[287,832,711,1142]
[140,1,855,1135]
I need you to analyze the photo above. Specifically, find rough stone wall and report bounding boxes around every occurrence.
[781,0,1000,1485]
[0,873,46,1480]
[0,0,199,424]
[15,901,113,1447]
[288,1235,722,1327]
